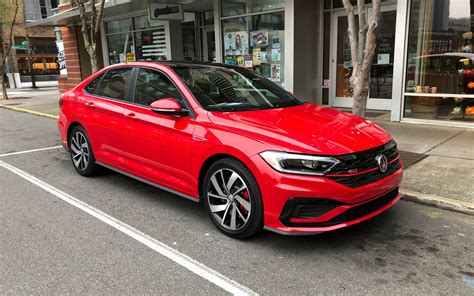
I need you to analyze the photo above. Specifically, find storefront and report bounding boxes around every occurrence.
[319,0,474,126]
[402,0,474,125]
[28,0,474,127]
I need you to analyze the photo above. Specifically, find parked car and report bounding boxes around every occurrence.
[58,61,403,238]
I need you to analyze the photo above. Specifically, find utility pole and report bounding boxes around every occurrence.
[25,36,37,89]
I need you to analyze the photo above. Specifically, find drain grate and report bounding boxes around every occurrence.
[398,150,428,168]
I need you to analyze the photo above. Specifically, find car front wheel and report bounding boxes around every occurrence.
[203,158,263,239]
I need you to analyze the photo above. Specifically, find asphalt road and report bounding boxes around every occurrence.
[1,108,473,295]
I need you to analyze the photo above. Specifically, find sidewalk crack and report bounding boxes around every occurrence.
[423,130,466,154]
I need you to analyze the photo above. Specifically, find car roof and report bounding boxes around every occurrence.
[160,60,241,70]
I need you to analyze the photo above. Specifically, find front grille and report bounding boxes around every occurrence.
[327,159,401,188]
[325,140,401,188]
[330,140,398,175]
[280,187,399,227]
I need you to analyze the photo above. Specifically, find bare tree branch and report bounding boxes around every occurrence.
[357,0,367,66]
[94,0,105,36]
[342,0,359,74]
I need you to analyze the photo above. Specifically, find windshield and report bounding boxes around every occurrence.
[171,65,303,112]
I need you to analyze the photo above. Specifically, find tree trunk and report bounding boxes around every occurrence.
[90,50,98,73]
[352,77,370,117]
[0,28,8,100]
[343,0,381,117]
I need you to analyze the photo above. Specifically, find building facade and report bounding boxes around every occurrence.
[29,0,474,127]
[5,0,59,88]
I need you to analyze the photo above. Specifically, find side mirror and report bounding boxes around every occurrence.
[150,98,189,116]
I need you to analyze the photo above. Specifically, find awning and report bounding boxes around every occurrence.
[26,0,136,27]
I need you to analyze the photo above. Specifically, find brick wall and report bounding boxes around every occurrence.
[58,25,83,93]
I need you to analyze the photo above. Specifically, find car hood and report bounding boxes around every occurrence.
[207,103,393,155]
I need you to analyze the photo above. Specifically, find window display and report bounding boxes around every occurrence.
[222,11,284,84]
[404,0,474,122]
[105,16,168,65]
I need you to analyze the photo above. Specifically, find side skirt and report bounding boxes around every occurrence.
[96,161,200,203]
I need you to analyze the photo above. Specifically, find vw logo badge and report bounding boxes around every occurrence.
[375,154,388,173]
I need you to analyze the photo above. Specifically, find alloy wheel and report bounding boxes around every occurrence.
[207,168,252,231]
[70,131,90,171]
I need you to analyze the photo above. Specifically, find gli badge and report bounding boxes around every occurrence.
[375,154,388,173]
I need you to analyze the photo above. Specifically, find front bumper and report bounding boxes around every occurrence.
[250,154,403,234]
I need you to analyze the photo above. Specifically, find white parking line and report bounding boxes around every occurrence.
[0,146,63,157]
[0,160,257,295]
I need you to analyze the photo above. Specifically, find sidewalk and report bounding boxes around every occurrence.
[1,88,473,214]
[0,87,60,117]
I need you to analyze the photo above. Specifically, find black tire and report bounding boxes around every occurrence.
[69,125,100,177]
[202,158,263,239]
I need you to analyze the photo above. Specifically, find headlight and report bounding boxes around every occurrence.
[259,151,340,176]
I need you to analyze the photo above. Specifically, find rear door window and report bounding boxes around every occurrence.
[97,67,133,100]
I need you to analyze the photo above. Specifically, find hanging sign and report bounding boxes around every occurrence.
[149,2,183,20]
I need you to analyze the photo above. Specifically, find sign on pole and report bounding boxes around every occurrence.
[12,44,27,50]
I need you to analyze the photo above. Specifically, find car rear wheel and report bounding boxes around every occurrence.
[69,125,99,176]
[203,158,263,239]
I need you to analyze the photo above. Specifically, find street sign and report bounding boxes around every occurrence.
[12,44,27,50]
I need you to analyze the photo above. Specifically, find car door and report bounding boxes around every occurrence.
[122,67,196,196]
[82,67,133,170]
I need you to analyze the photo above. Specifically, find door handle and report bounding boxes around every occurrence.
[126,112,138,121]
[85,101,95,109]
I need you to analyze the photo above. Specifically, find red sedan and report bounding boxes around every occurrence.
[58,62,403,238]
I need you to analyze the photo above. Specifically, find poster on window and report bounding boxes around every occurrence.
[234,31,249,55]
[251,31,268,47]
[271,64,280,81]
[236,55,244,67]
[271,49,280,62]
[260,51,267,64]
[244,55,253,69]
[224,32,236,56]
[252,48,261,66]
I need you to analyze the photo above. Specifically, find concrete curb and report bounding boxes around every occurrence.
[0,105,59,120]
[401,189,474,216]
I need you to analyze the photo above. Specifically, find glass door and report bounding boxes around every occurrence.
[330,5,397,110]
[202,27,216,62]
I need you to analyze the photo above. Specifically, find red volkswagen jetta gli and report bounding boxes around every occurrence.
[58,62,402,238]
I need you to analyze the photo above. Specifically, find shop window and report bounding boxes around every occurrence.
[222,11,285,85]
[221,0,285,17]
[134,68,181,106]
[106,19,132,34]
[106,16,168,65]
[204,11,214,26]
[404,0,474,122]
[97,68,132,100]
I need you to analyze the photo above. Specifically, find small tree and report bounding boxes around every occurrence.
[342,0,382,117]
[74,0,105,73]
[0,0,19,100]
